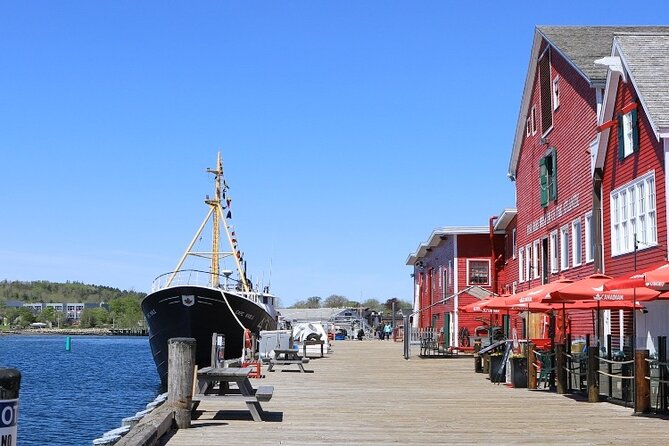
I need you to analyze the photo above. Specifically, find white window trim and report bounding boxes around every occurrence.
[560,225,570,271]
[518,247,525,283]
[550,230,559,273]
[531,106,537,135]
[584,212,594,264]
[512,228,516,259]
[525,243,532,281]
[622,111,634,158]
[571,217,582,267]
[610,171,658,256]
[466,259,491,286]
[552,76,560,111]
[532,240,540,279]
[526,118,531,137]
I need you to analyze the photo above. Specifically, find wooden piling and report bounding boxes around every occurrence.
[168,337,196,429]
[555,343,567,394]
[634,349,650,414]
[528,343,537,390]
[587,345,599,402]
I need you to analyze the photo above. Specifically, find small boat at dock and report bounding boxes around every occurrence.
[141,153,278,384]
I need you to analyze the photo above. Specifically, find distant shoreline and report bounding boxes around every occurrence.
[2,328,122,336]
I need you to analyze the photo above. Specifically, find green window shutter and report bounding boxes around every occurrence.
[631,108,639,153]
[550,149,557,202]
[539,156,548,207]
[617,114,625,160]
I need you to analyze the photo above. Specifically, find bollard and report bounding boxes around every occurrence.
[0,368,21,446]
[528,343,537,390]
[168,337,196,429]
[634,349,650,414]
[65,336,71,351]
[587,345,599,402]
[555,343,567,394]
[473,340,481,372]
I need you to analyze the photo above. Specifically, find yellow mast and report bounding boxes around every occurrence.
[165,152,250,293]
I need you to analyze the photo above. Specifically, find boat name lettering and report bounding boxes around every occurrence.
[146,309,157,318]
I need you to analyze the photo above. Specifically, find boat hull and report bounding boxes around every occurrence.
[141,285,277,384]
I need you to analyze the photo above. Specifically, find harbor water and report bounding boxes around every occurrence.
[0,335,160,446]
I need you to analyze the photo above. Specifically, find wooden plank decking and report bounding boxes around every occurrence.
[162,340,667,445]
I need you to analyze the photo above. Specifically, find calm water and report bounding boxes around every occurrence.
[0,335,161,446]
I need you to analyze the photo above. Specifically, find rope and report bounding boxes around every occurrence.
[599,357,634,366]
[597,370,634,379]
[220,290,247,331]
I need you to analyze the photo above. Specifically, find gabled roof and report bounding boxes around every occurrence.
[595,32,669,168]
[406,226,492,266]
[508,26,669,179]
[616,34,669,136]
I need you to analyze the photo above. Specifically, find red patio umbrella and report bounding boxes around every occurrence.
[564,299,646,311]
[602,261,668,291]
[461,299,501,314]
[503,279,574,306]
[551,274,660,302]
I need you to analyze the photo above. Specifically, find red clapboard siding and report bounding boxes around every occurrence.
[601,79,667,277]
[513,42,599,292]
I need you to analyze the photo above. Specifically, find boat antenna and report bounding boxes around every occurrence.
[165,152,250,293]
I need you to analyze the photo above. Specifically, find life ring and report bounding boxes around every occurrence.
[244,329,252,349]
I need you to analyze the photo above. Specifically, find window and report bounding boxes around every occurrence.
[572,218,582,266]
[526,117,531,136]
[560,225,569,270]
[539,148,557,207]
[550,230,559,273]
[539,49,553,133]
[532,240,540,279]
[611,172,657,255]
[552,76,560,110]
[525,244,532,282]
[518,247,525,283]
[584,212,594,263]
[618,105,639,159]
[512,228,517,259]
[531,106,537,135]
[467,260,490,286]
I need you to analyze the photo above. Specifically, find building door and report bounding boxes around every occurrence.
[542,238,549,284]
[443,313,451,348]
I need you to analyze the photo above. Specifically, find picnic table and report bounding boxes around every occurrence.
[193,366,274,421]
[302,339,325,358]
[268,349,312,373]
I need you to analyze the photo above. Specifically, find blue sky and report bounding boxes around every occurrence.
[2,2,668,306]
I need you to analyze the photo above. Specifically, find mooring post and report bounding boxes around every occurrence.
[528,343,537,390]
[474,340,482,373]
[555,343,567,394]
[168,337,196,429]
[634,349,650,414]
[587,343,599,402]
[0,368,21,446]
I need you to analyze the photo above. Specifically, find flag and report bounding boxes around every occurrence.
[226,210,232,219]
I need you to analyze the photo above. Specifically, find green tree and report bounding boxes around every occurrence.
[109,296,143,328]
[80,307,111,328]
[8,308,36,328]
[323,294,348,308]
[361,299,383,312]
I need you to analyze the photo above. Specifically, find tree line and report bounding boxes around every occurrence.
[0,280,146,329]
[289,294,413,312]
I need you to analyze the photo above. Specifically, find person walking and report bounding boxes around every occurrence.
[383,323,392,340]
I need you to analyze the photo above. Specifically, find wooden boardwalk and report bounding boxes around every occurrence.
[162,340,667,445]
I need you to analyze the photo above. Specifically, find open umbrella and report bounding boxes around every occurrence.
[602,262,668,290]
[551,274,659,302]
[461,299,501,314]
[503,279,574,306]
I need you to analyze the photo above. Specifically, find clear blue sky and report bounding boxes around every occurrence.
[2,2,668,307]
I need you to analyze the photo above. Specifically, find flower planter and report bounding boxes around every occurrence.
[510,356,528,388]
[488,355,506,383]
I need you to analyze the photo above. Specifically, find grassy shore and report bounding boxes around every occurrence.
[0,327,114,336]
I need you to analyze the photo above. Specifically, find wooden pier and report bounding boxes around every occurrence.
[161,340,668,445]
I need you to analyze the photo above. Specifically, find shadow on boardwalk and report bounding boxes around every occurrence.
[163,340,667,445]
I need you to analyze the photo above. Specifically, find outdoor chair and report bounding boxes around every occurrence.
[534,350,555,389]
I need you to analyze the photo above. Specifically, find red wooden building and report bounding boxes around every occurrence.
[594,32,669,351]
[406,212,517,348]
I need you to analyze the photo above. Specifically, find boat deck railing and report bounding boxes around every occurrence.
[150,269,275,307]
[151,269,243,293]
